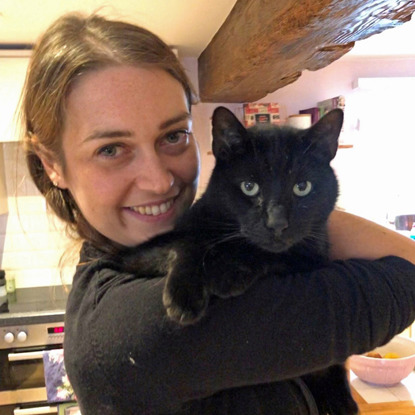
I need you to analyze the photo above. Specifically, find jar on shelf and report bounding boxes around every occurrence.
[0,270,8,312]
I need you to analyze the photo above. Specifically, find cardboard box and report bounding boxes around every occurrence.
[243,103,281,127]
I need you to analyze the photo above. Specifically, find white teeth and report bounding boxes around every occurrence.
[131,200,173,216]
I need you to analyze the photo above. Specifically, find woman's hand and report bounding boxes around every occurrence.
[328,210,415,265]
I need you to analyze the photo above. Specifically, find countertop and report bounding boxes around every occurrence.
[0,285,69,327]
[351,371,415,414]
[0,309,65,326]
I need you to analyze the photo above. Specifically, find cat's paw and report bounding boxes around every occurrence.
[163,280,209,325]
[209,268,256,299]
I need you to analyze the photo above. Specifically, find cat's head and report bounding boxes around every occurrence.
[208,106,343,253]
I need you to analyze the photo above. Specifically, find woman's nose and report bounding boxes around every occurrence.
[134,153,174,194]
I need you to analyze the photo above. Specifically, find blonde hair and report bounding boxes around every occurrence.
[20,12,196,251]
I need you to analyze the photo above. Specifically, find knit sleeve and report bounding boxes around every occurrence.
[69,255,415,413]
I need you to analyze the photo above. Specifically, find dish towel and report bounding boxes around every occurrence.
[43,349,75,403]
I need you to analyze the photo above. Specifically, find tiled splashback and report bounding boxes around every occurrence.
[0,142,75,288]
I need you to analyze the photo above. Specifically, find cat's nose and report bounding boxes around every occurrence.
[266,204,288,235]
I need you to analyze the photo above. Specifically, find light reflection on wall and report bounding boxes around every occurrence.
[331,78,415,228]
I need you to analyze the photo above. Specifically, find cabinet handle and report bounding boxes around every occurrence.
[14,406,58,415]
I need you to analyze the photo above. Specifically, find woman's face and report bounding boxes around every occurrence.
[50,65,199,246]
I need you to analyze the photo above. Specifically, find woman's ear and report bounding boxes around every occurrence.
[36,150,68,189]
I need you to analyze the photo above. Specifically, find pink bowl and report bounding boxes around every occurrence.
[349,336,415,386]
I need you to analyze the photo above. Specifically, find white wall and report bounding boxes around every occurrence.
[0,142,74,288]
[0,57,28,142]
[2,53,415,287]
[260,55,415,118]
[257,54,415,227]
[181,57,243,195]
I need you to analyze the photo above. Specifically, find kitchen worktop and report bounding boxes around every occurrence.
[0,309,66,326]
[351,371,415,414]
[0,285,69,326]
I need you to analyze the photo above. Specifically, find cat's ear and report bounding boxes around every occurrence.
[211,106,248,160]
[306,109,344,161]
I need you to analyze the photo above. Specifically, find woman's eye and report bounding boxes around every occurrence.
[165,130,189,145]
[97,144,120,158]
[293,181,312,197]
[240,181,259,197]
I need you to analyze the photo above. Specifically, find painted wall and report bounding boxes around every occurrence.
[1,53,415,287]
[0,142,74,288]
[257,54,415,228]
[260,54,415,119]
[181,57,243,195]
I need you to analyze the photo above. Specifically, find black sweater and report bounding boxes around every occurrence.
[64,242,415,414]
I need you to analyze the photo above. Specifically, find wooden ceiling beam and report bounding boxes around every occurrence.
[198,0,415,102]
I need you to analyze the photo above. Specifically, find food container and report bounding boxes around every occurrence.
[349,336,415,386]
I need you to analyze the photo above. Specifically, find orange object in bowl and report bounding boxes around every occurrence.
[349,336,415,386]
[383,352,401,359]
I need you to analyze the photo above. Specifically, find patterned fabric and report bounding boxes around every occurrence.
[43,349,75,403]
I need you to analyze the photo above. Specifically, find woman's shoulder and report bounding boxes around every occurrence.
[69,241,162,309]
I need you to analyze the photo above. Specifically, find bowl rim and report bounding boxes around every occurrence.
[351,335,415,361]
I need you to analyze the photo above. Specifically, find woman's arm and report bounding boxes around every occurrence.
[328,210,415,264]
[84,257,415,413]
[65,244,415,414]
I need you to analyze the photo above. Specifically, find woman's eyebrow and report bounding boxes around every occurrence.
[84,129,132,142]
[159,112,192,129]
[83,113,192,142]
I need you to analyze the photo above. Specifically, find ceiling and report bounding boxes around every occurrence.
[0,0,414,58]
[347,11,415,57]
[0,0,237,57]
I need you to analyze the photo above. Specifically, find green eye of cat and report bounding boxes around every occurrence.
[240,181,259,197]
[293,181,312,197]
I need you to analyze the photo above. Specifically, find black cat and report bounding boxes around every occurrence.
[121,107,358,415]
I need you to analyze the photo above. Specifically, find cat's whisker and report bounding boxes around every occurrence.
[303,232,327,244]
[302,142,313,155]
[199,220,240,232]
[202,232,245,255]
[205,232,245,250]
[205,225,240,233]
[199,232,248,274]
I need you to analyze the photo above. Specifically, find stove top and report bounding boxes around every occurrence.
[0,285,70,327]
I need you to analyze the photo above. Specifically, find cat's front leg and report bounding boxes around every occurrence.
[120,244,175,279]
[203,245,265,299]
[162,251,209,325]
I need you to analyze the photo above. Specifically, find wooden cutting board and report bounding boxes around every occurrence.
[352,386,415,414]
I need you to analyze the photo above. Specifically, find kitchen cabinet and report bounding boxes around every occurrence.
[0,55,29,214]
[0,56,30,142]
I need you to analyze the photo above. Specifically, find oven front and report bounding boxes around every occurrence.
[0,322,66,415]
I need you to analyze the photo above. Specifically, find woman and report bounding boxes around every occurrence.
[20,12,415,415]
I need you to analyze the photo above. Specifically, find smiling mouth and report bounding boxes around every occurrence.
[129,199,174,216]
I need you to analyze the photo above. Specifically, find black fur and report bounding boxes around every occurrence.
[120,107,358,415]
